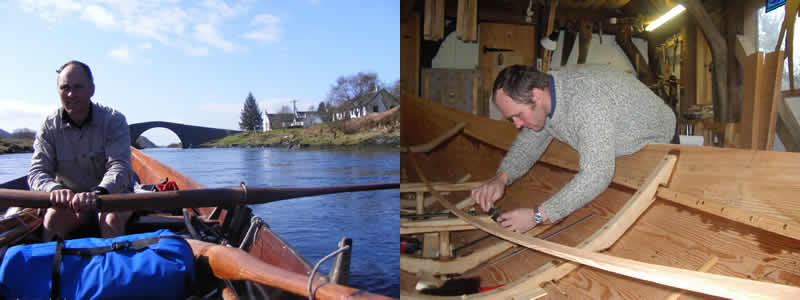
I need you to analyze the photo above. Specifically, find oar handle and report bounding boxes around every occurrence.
[0,183,399,211]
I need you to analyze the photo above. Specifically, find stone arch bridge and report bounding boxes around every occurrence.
[129,122,242,148]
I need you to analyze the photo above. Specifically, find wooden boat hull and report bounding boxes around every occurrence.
[400,95,800,299]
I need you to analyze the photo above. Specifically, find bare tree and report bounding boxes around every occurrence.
[325,71,383,107]
[279,105,292,114]
[389,79,400,98]
[11,128,35,139]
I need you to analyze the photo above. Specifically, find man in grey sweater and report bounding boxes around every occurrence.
[472,64,675,233]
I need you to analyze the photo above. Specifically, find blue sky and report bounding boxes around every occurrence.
[0,0,399,145]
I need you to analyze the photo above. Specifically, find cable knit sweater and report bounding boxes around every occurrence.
[498,65,675,222]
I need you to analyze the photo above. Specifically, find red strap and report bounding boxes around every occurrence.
[156,181,179,191]
[479,285,504,292]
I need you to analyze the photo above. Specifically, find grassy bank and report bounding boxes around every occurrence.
[206,106,399,149]
[0,138,34,154]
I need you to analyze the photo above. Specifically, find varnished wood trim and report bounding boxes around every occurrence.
[402,122,466,153]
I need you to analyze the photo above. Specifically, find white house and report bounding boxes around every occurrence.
[332,89,399,121]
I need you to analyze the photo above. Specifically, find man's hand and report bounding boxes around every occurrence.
[50,189,74,208]
[498,208,536,233]
[471,172,509,212]
[71,192,97,212]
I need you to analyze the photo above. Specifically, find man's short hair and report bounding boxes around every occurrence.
[56,60,94,85]
[492,64,549,105]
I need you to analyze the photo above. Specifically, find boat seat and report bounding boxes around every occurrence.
[127,215,219,234]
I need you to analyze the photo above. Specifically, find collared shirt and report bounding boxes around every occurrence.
[28,101,132,193]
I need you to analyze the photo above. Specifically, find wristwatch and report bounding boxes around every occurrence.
[533,206,544,226]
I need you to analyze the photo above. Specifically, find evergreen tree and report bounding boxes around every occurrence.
[239,92,263,131]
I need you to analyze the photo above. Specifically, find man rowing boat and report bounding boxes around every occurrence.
[28,60,133,240]
[472,64,676,233]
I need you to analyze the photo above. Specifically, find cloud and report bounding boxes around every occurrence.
[15,0,274,55]
[244,14,280,42]
[81,4,114,28]
[194,23,234,52]
[108,46,130,63]
[0,100,59,132]
[138,42,152,50]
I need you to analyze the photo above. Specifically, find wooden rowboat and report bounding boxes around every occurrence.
[400,95,800,299]
[0,147,392,300]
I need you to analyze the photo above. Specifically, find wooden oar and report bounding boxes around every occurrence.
[0,183,399,212]
[187,239,392,300]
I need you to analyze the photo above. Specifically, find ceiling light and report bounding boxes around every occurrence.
[646,4,686,31]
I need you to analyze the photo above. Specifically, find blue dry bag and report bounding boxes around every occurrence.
[0,229,194,300]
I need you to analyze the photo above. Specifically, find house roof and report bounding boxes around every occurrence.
[348,89,399,109]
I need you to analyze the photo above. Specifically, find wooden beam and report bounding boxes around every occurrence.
[663,255,719,300]
[401,216,492,234]
[424,0,445,41]
[401,223,552,276]
[410,154,800,300]
[577,20,592,64]
[542,0,557,72]
[684,0,729,122]
[456,0,477,42]
[681,21,698,115]
[764,51,786,150]
[402,122,466,153]
[401,181,482,193]
[561,28,576,66]
[777,96,800,152]
[616,26,655,84]
[739,51,765,149]
[401,11,421,97]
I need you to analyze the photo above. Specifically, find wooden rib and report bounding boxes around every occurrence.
[402,122,466,153]
[439,195,474,213]
[401,181,482,193]
[401,216,491,234]
[411,155,800,300]
[664,255,719,300]
[416,192,424,214]
[400,224,551,276]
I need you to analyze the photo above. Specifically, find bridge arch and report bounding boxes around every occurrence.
[129,121,241,148]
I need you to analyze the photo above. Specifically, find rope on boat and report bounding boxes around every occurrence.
[239,216,263,250]
[307,244,351,300]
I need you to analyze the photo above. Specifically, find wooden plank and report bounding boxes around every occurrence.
[401,216,491,234]
[777,96,800,152]
[410,154,800,300]
[739,51,764,149]
[542,0,558,72]
[681,21,698,115]
[439,231,451,258]
[478,23,535,117]
[402,122,466,153]
[456,0,477,42]
[400,224,552,276]
[401,12,420,97]
[417,192,425,215]
[472,77,478,115]
[764,51,786,150]
[401,181,481,193]
[577,20,591,65]
[424,0,445,41]
[663,255,719,300]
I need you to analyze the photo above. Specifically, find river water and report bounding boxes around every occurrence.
[0,147,400,297]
